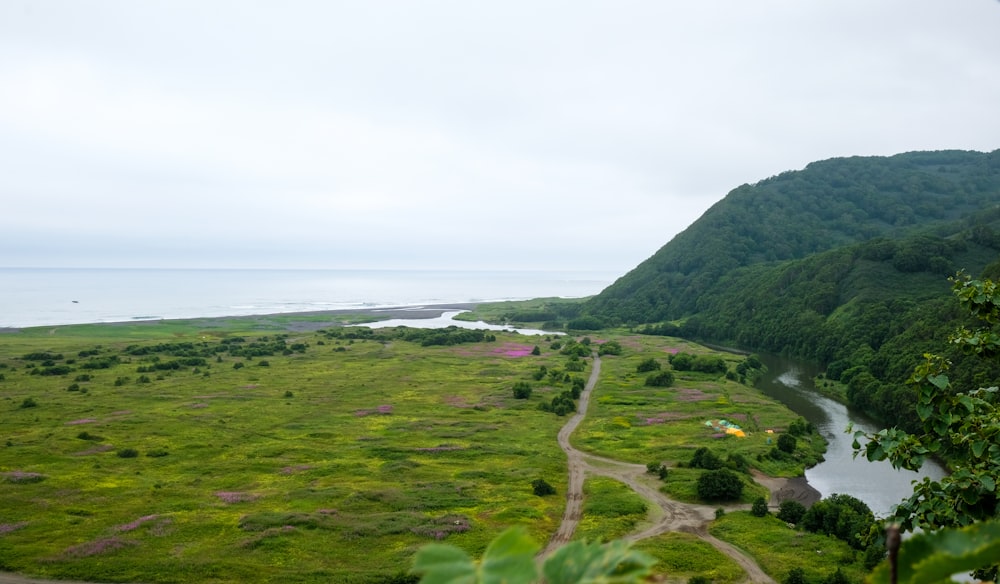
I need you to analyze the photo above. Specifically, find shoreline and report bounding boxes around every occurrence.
[0,302,482,333]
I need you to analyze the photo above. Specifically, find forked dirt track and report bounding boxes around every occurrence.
[539,353,776,584]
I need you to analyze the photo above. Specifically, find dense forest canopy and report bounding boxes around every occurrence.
[584,149,1000,431]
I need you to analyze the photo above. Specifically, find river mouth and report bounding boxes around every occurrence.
[755,354,946,519]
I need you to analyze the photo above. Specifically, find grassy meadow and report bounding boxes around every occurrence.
[1,310,832,583]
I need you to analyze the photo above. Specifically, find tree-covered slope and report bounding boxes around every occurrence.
[584,149,1000,430]
[587,150,1000,323]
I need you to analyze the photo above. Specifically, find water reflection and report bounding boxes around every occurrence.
[364,310,561,336]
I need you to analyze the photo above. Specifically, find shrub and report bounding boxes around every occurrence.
[531,346,541,356]
[689,447,723,470]
[233,362,245,370]
[19,398,37,409]
[696,468,744,501]
[284,390,293,398]
[777,433,797,453]
[597,340,622,356]
[644,370,675,387]
[784,567,808,584]
[532,479,556,496]
[258,360,270,367]
[636,358,661,373]
[777,500,807,524]
[751,497,769,517]
[512,382,533,399]
[117,448,139,458]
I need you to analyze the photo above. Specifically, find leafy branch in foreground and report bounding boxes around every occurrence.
[869,520,1000,584]
[853,274,1000,579]
[410,526,655,584]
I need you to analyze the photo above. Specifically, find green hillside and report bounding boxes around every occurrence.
[585,149,1000,429]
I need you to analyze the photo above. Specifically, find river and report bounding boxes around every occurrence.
[755,354,947,519]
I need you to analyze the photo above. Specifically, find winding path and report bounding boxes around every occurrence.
[539,353,776,584]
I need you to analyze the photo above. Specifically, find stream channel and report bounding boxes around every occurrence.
[755,354,947,518]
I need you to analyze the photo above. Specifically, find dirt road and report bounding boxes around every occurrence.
[539,353,777,583]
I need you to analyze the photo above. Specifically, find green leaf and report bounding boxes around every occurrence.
[542,539,655,584]
[869,521,1000,584]
[927,373,949,390]
[412,544,477,584]
[478,527,539,584]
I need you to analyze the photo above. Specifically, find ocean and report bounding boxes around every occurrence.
[0,267,619,328]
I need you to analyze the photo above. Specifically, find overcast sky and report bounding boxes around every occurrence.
[1,1,998,273]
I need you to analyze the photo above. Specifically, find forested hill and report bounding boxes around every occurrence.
[587,150,1000,323]
[583,149,1000,431]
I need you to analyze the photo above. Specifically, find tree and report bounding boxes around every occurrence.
[776,433,796,453]
[853,274,1000,579]
[751,497,769,517]
[531,345,541,356]
[777,500,807,524]
[512,382,532,399]
[783,567,808,584]
[689,447,723,470]
[696,468,744,501]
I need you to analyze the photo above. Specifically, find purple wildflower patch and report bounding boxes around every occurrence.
[279,464,315,475]
[1,471,46,484]
[216,491,258,504]
[63,537,136,558]
[354,404,393,417]
[411,515,471,540]
[116,514,159,532]
[66,418,97,425]
[491,343,534,357]
[0,522,28,535]
[663,347,680,354]
[676,388,710,402]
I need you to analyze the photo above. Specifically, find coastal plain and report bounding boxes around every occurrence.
[1,307,861,583]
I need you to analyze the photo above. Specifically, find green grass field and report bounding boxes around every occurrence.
[0,313,837,583]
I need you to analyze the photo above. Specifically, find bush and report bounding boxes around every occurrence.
[783,567,808,584]
[777,500,807,524]
[751,497,769,517]
[19,398,37,409]
[531,346,541,356]
[598,340,622,356]
[644,370,675,387]
[777,433,797,454]
[512,382,533,399]
[689,447,723,470]
[696,468,744,501]
[117,448,139,458]
[636,358,661,373]
[532,479,556,496]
